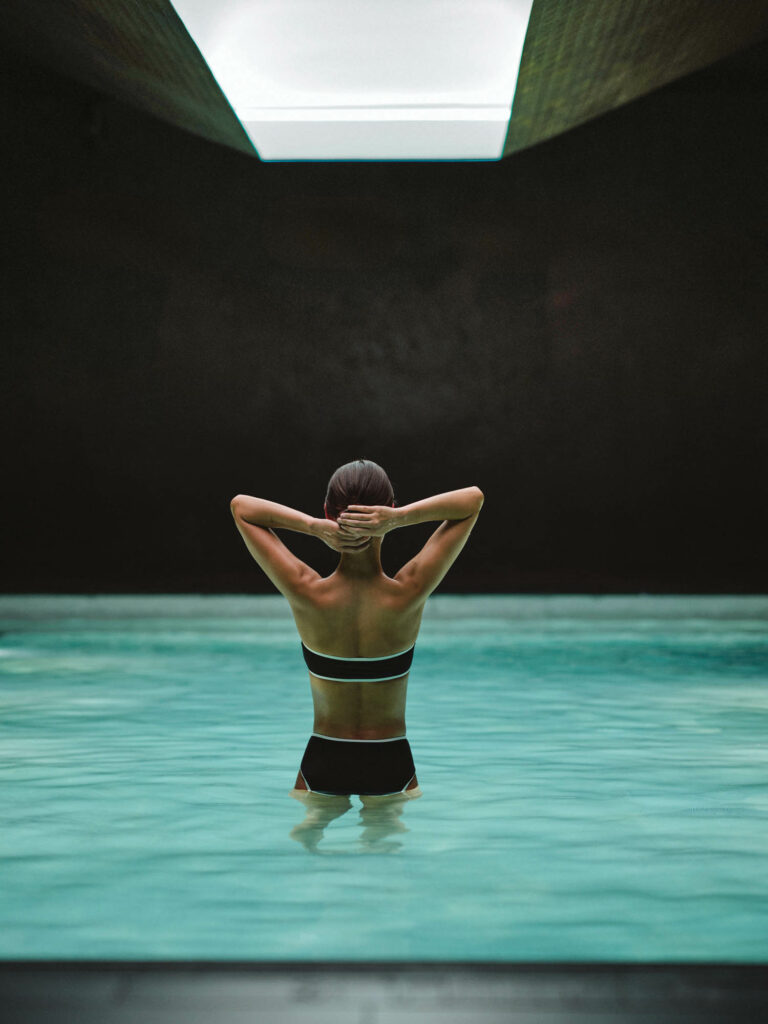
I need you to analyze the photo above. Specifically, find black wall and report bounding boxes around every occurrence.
[2,41,767,592]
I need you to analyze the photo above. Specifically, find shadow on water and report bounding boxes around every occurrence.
[288,789,422,854]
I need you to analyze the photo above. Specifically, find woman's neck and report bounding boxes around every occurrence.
[336,538,384,578]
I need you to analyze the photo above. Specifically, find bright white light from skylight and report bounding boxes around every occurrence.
[170,0,534,160]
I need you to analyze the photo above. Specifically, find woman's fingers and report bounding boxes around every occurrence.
[338,510,376,542]
[339,523,365,536]
[337,524,367,544]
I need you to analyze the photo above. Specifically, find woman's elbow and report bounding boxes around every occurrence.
[468,481,487,509]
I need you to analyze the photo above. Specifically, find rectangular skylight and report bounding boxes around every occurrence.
[170,0,534,160]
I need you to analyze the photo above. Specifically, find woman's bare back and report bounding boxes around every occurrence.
[290,572,425,656]
[287,571,426,742]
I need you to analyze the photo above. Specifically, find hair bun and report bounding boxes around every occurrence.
[325,459,394,519]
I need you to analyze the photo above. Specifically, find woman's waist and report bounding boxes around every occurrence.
[311,717,407,741]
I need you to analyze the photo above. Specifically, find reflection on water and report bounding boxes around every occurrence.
[289,790,418,854]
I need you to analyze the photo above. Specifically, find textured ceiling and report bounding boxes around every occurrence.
[3,0,768,159]
[503,0,768,155]
[2,0,256,156]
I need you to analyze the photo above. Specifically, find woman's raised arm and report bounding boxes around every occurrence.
[395,486,484,527]
[230,494,317,535]
[230,494,370,553]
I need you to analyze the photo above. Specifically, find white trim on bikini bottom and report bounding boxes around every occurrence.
[311,732,406,742]
[302,641,415,661]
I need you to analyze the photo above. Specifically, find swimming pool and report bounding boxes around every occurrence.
[1,594,766,961]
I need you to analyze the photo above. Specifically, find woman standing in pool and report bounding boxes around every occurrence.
[230,459,483,803]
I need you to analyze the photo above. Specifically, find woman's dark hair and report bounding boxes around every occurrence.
[325,458,395,519]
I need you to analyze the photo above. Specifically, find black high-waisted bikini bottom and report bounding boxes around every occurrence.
[300,734,416,796]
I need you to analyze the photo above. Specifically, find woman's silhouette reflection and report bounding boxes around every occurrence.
[289,788,421,854]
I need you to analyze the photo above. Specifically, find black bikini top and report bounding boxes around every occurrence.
[301,641,415,682]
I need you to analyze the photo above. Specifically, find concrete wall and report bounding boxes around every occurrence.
[2,41,767,592]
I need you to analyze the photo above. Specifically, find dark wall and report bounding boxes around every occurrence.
[2,41,767,593]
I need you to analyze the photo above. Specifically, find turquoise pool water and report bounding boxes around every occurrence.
[1,595,766,961]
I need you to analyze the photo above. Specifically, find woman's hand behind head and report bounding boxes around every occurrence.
[314,517,371,553]
[337,505,398,538]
